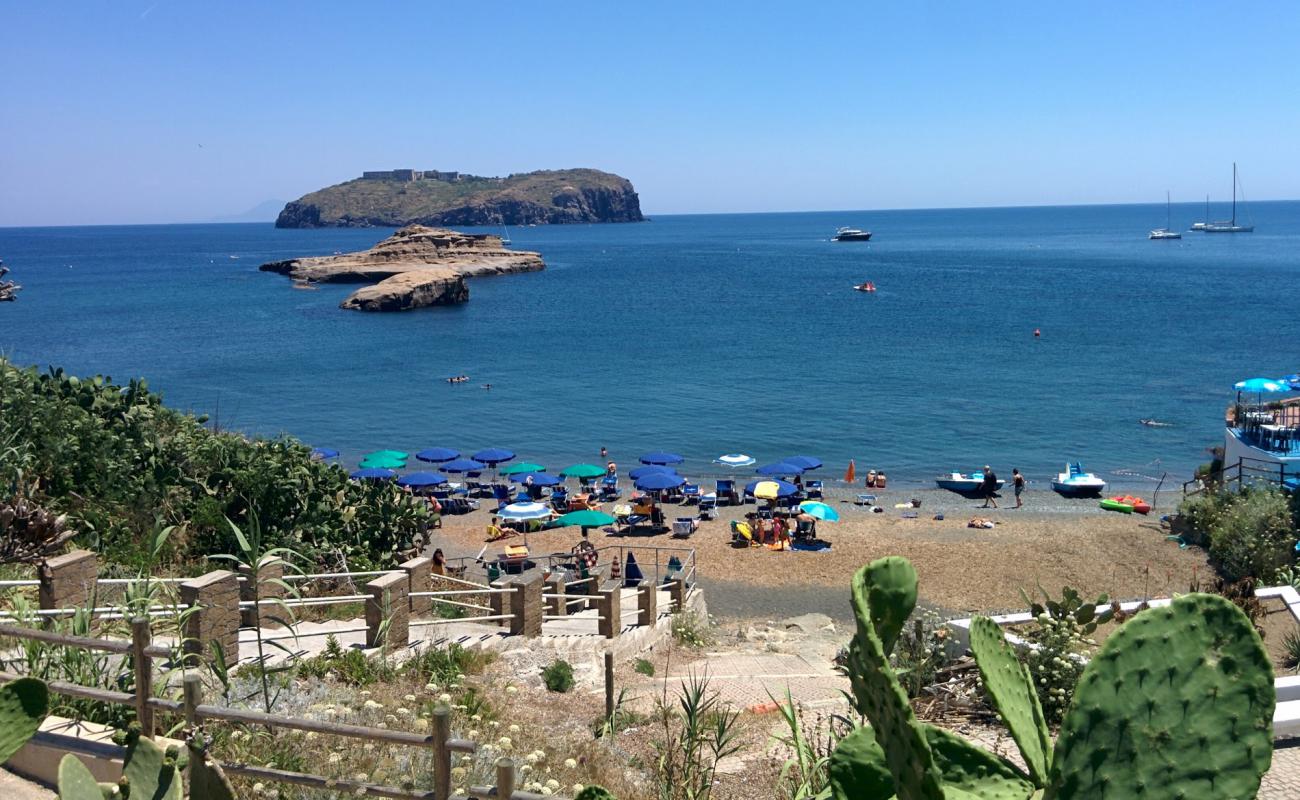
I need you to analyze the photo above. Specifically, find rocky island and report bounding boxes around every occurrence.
[259,225,544,312]
[276,168,643,228]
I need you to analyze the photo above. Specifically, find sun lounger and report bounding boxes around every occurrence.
[681,483,701,504]
[697,493,717,520]
[805,480,824,499]
[716,479,739,506]
[854,493,877,506]
[672,517,699,538]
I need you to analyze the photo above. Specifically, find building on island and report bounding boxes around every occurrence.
[360,169,460,182]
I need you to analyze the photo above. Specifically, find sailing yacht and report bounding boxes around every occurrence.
[1203,163,1254,233]
[1149,191,1182,240]
[1190,195,1210,231]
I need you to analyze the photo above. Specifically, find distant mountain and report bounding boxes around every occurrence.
[275,168,643,228]
[212,199,287,223]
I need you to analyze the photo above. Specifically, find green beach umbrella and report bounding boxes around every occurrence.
[500,462,546,476]
[360,455,407,469]
[364,450,409,461]
[553,510,617,529]
[560,463,607,479]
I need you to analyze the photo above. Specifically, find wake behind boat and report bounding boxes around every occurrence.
[833,226,872,242]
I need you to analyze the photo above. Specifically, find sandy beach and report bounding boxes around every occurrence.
[429,485,1207,623]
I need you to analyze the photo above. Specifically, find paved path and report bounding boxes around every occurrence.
[0,769,53,799]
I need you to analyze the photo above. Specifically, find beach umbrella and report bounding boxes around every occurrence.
[509,472,561,486]
[629,465,676,480]
[1234,378,1290,393]
[350,468,396,481]
[640,452,684,465]
[415,447,460,463]
[500,462,546,476]
[1284,374,1300,389]
[364,450,408,461]
[553,509,617,529]
[635,472,686,491]
[756,461,805,476]
[499,502,552,521]
[746,479,797,499]
[561,463,607,479]
[798,501,840,522]
[397,471,448,488]
[472,448,516,465]
[359,455,406,469]
[784,456,823,471]
[714,454,756,468]
[310,447,339,460]
[439,458,487,473]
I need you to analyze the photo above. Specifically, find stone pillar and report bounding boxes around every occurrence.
[237,558,284,628]
[664,576,686,613]
[597,583,621,640]
[365,572,409,649]
[637,582,658,626]
[487,581,507,627]
[400,557,433,616]
[544,575,565,618]
[38,549,98,611]
[180,571,240,665]
[506,574,542,638]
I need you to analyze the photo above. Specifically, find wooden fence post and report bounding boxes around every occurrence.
[183,673,202,731]
[496,757,516,799]
[604,651,615,723]
[432,705,451,799]
[131,618,154,736]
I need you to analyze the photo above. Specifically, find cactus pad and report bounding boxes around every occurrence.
[574,786,617,800]
[862,556,919,656]
[123,735,184,800]
[1047,593,1275,800]
[189,748,237,800]
[0,677,48,764]
[845,559,946,800]
[968,616,1051,787]
[830,724,1035,799]
[57,754,108,800]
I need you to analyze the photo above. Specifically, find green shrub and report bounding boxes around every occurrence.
[542,659,575,693]
[889,609,958,698]
[671,611,711,649]
[634,658,655,677]
[1176,490,1233,548]
[1208,489,1297,583]
[401,643,491,685]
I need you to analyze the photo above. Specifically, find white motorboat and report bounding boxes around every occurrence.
[1051,462,1107,498]
[833,226,872,242]
[935,470,1004,496]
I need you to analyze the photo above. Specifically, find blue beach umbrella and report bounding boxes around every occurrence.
[635,472,686,491]
[640,452,685,465]
[1283,374,1300,389]
[1234,378,1290,393]
[745,479,798,498]
[415,447,460,463]
[350,468,396,481]
[798,501,840,521]
[310,447,339,460]
[756,461,805,476]
[397,471,448,488]
[509,472,561,486]
[472,448,516,465]
[784,456,823,471]
[439,458,487,474]
[629,465,677,480]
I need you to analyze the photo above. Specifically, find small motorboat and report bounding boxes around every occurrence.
[854,281,877,293]
[935,471,1004,496]
[1051,462,1106,498]
[833,226,872,242]
[1100,495,1151,515]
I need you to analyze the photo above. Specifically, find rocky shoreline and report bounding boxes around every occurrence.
[258,225,544,312]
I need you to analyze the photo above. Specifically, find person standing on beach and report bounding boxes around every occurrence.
[1012,469,1025,508]
[980,466,999,509]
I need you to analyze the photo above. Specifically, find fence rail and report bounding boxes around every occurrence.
[1183,456,1297,496]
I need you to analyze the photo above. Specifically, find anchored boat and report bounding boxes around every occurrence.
[833,226,872,242]
[1051,462,1107,497]
[935,470,1004,496]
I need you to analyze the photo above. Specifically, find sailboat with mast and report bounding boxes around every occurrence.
[1203,163,1254,233]
[1190,195,1210,231]
[1149,191,1182,240]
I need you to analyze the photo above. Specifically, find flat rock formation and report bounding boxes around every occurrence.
[259,225,544,312]
[276,168,643,228]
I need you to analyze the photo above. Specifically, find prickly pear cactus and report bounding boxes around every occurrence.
[122,735,184,800]
[1046,593,1275,800]
[0,677,49,764]
[574,786,617,800]
[843,558,946,800]
[968,616,1051,787]
[188,741,237,800]
[56,753,110,800]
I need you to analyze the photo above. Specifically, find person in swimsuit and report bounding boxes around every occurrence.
[1012,469,1025,508]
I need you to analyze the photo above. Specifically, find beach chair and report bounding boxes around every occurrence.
[672,517,699,539]
[805,480,824,499]
[854,493,877,506]
[550,487,569,512]
[466,480,490,498]
[599,478,621,501]
[698,493,717,520]
[681,483,701,504]
[491,484,513,510]
[715,479,739,506]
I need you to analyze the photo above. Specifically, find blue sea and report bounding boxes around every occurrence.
[3,203,1298,490]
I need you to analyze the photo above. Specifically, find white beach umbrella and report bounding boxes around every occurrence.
[714,454,756,468]
[499,502,552,521]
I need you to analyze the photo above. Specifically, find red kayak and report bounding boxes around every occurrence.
[1110,495,1151,515]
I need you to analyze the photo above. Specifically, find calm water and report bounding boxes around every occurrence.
[3,203,1298,489]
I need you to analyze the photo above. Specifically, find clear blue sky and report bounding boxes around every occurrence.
[3,1,1298,226]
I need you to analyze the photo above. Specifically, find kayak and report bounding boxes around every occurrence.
[1100,495,1151,515]
[1099,498,1133,514]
